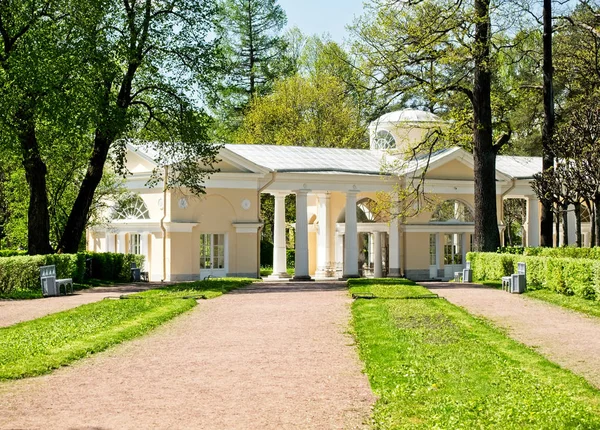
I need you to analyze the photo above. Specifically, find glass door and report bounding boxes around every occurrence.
[443,233,464,279]
[200,233,226,278]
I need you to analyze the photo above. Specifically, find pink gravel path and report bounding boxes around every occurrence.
[0,283,164,328]
[422,282,600,388]
[0,282,374,429]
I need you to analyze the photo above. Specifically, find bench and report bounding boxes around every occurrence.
[502,262,526,294]
[40,265,73,297]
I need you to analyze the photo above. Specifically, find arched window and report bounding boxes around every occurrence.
[338,198,385,223]
[373,130,396,150]
[113,194,150,220]
[582,205,591,223]
[430,200,473,223]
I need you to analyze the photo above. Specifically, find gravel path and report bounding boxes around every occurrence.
[422,282,600,388]
[0,282,374,429]
[0,283,164,328]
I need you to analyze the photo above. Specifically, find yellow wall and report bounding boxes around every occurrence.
[426,159,473,180]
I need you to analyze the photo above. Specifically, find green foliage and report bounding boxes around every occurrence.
[85,252,145,283]
[286,248,295,268]
[0,252,144,297]
[0,249,27,257]
[237,73,367,148]
[350,279,600,428]
[260,240,274,268]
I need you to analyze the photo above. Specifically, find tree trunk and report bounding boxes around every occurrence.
[574,202,582,247]
[540,0,555,247]
[57,131,112,253]
[596,196,600,246]
[561,205,568,246]
[555,206,560,247]
[17,107,53,255]
[590,202,596,247]
[472,0,500,252]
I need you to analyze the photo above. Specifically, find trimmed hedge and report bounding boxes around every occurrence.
[0,250,27,258]
[498,246,600,259]
[0,252,144,296]
[467,252,600,300]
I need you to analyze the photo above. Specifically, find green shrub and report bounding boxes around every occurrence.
[469,252,600,300]
[0,252,145,296]
[0,254,81,295]
[0,250,27,258]
[286,248,295,268]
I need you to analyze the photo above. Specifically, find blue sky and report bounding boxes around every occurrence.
[277,0,366,44]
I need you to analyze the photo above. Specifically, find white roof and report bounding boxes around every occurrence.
[223,144,389,175]
[496,155,542,179]
[370,109,443,127]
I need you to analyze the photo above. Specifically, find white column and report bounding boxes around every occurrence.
[140,232,149,271]
[461,233,467,266]
[374,232,383,278]
[567,205,576,245]
[343,190,359,278]
[388,204,401,277]
[526,196,540,247]
[315,193,331,278]
[270,192,290,279]
[117,232,126,254]
[106,232,116,252]
[293,189,312,281]
[335,232,343,275]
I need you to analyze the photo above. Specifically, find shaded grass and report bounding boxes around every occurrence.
[0,278,255,380]
[0,278,131,300]
[349,278,600,429]
[525,289,600,319]
[134,278,256,299]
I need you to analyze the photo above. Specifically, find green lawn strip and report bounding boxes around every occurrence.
[0,298,195,380]
[524,289,600,320]
[133,278,256,299]
[0,290,43,300]
[0,278,256,380]
[350,279,600,429]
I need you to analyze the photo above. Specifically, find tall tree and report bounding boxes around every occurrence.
[540,0,555,247]
[237,37,368,148]
[0,0,222,254]
[211,0,290,138]
[353,0,517,251]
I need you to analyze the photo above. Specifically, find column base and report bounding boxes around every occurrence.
[388,268,402,278]
[265,272,291,281]
[339,274,361,280]
[290,275,314,282]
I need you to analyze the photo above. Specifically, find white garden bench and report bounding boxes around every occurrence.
[462,261,472,283]
[501,262,526,294]
[40,265,73,297]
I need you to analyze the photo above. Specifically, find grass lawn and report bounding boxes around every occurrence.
[472,278,600,320]
[524,289,600,319]
[350,278,600,429]
[0,278,255,380]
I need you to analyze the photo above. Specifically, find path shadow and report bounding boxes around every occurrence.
[419,281,494,290]
[233,281,348,295]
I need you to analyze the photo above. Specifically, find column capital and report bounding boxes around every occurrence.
[346,189,360,196]
[294,188,311,196]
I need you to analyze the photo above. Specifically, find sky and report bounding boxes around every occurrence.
[277,0,366,44]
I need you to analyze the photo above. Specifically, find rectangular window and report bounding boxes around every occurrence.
[200,233,225,270]
[429,234,437,266]
[130,233,141,255]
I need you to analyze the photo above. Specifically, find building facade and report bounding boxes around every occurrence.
[88,109,552,281]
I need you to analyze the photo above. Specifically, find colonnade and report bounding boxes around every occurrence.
[269,189,401,281]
